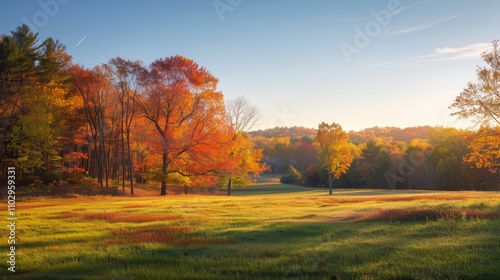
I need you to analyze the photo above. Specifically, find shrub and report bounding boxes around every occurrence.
[17,176,36,188]
[103,185,119,195]
[65,173,87,185]
[280,175,294,184]
[281,165,301,184]
[25,177,43,194]
[304,164,321,186]
[42,170,59,184]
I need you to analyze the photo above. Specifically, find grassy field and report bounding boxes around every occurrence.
[1,182,499,279]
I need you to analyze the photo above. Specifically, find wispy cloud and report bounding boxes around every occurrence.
[434,43,490,58]
[376,15,458,37]
[363,42,491,68]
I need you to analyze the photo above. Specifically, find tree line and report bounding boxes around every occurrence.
[255,125,499,191]
[0,25,266,196]
[1,25,498,195]
[255,40,500,192]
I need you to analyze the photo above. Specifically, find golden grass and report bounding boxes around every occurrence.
[357,208,500,222]
[320,193,500,204]
[4,198,96,210]
[15,203,65,210]
[59,212,184,222]
[107,225,234,245]
[122,204,157,208]
[5,188,500,279]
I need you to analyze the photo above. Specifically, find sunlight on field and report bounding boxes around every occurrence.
[1,189,499,279]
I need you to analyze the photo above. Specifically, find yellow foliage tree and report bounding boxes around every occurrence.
[464,128,500,173]
[9,81,68,174]
[317,122,353,194]
[222,132,267,196]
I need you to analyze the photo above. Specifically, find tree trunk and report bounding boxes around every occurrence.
[102,138,109,188]
[328,171,333,195]
[87,139,91,175]
[127,131,134,195]
[75,143,79,174]
[121,134,125,192]
[184,185,189,195]
[94,136,103,188]
[160,150,167,196]
[99,115,109,188]
[121,101,125,193]
[227,177,232,196]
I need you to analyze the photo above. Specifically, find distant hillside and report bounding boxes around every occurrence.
[250,125,433,144]
[348,126,433,144]
[249,126,316,138]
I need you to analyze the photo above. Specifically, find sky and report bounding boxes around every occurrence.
[1,0,499,132]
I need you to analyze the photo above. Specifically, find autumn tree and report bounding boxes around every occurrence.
[304,164,321,186]
[450,40,500,126]
[404,139,437,189]
[223,96,266,196]
[0,25,40,159]
[450,41,500,184]
[0,25,72,177]
[428,127,469,190]
[356,141,391,188]
[106,57,142,194]
[252,136,296,173]
[317,122,353,194]
[463,127,500,174]
[71,65,114,188]
[9,82,67,174]
[137,56,228,196]
[294,141,319,172]
[221,132,267,196]
[384,141,407,190]
[226,96,263,133]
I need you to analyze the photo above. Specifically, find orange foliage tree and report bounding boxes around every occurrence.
[137,56,229,195]
[71,65,114,188]
[105,57,143,194]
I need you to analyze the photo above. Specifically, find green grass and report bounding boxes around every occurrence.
[226,183,319,196]
[1,187,499,279]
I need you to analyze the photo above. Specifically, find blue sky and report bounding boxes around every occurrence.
[1,0,499,131]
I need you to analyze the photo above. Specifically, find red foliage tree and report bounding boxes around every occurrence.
[137,56,229,195]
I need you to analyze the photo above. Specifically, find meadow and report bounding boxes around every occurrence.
[1,180,499,280]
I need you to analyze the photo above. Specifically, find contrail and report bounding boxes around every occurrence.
[76,35,88,46]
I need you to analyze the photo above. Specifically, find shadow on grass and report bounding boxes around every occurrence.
[9,218,500,279]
